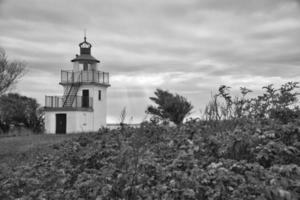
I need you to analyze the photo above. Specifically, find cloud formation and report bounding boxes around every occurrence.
[1,0,300,122]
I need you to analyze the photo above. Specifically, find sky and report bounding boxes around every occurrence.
[1,0,300,123]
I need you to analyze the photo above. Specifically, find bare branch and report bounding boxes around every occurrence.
[0,49,26,95]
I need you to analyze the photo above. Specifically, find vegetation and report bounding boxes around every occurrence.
[0,83,299,200]
[0,93,44,133]
[146,88,193,125]
[0,49,35,134]
[0,120,299,199]
[0,134,80,163]
[204,82,300,123]
[0,49,26,95]
[119,107,127,129]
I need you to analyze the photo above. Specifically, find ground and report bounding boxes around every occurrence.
[0,134,79,169]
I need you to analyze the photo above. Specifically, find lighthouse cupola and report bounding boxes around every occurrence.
[80,36,92,55]
[71,36,100,71]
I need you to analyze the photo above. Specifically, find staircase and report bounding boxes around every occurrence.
[63,84,80,107]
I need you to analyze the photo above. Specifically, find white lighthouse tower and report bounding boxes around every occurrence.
[44,36,110,134]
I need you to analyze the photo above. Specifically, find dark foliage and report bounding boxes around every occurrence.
[0,117,299,200]
[0,93,43,133]
[146,89,193,125]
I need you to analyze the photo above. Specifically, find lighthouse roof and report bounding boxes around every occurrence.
[71,54,100,63]
[71,36,100,63]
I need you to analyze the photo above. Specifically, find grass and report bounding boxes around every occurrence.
[0,134,80,170]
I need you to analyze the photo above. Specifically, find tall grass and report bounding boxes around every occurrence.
[203,82,300,126]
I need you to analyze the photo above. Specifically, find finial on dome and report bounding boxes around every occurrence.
[84,29,87,41]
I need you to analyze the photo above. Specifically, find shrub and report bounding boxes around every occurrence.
[204,82,300,124]
[146,89,193,125]
[0,93,43,133]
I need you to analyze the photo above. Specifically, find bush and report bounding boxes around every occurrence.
[146,89,193,125]
[0,93,43,133]
[204,82,300,124]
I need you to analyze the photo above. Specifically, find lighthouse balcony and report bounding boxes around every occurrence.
[60,70,109,86]
[44,95,93,111]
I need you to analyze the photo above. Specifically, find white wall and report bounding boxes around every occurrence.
[44,112,56,134]
[44,111,94,134]
[73,62,98,72]
[73,62,79,72]
[73,111,94,132]
[77,84,108,130]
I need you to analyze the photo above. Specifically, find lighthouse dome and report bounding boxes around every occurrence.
[79,36,92,54]
[71,36,100,63]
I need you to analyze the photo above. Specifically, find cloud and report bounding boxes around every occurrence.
[294,0,300,4]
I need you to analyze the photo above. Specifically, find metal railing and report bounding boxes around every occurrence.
[61,70,109,85]
[45,96,93,108]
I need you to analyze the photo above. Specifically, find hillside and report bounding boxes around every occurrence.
[0,134,81,168]
[0,119,299,200]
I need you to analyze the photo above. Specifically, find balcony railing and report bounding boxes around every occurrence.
[61,70,109,85]
[45,96,93,109]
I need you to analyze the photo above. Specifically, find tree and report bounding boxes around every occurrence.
[0,49,26,95]
[0,93,43,133]
[146,89,193,125]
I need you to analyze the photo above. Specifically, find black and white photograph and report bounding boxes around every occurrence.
[0,0,299,199]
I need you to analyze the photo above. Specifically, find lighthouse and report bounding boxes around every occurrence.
[44,36,110,134]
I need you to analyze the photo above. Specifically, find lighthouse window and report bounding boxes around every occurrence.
[83,63,88,71]
[98,90,102,100]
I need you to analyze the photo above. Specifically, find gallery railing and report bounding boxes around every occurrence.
[61,70,109,85]
[45,96,93,108]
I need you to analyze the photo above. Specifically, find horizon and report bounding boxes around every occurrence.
[1,0,300,123]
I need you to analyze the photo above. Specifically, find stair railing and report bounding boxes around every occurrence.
[62,72,81,107]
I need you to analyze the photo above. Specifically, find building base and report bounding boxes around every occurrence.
[44,110,106,134]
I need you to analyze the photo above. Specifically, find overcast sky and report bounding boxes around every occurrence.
[1,0,300,123]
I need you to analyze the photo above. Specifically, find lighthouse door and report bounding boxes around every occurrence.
[82,89,89,108]
[56,114,66,134]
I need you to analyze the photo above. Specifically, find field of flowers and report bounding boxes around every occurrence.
[0,118,299,200]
